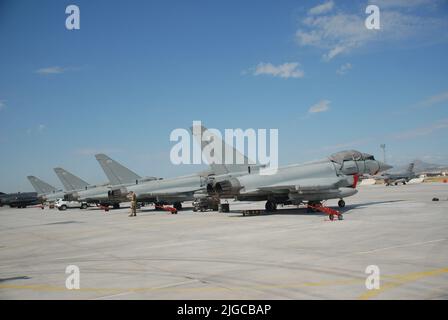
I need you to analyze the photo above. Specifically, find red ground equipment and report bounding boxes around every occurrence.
[155,205,178,214]
[307,203,343,221]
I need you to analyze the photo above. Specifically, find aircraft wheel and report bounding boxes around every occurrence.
[329,214,334,221]
[173,202,182,211]
[219,203,230,213]
[338,214,344,220]
[338,199,345,208]
[265,201,276,212]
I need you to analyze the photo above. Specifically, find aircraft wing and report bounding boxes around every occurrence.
[137,185,204,197]
[242,177,342,194]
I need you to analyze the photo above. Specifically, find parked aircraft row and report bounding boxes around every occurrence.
[5,126,392,212]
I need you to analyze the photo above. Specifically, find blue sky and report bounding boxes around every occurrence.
[1,0,448,192]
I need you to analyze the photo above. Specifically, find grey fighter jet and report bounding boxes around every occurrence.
[69,154,158,209]
[54,167,90,192]
[105,126,254,211]
[205,150,392,212]
[27,176,65,203]
[28,169,92,205]
[104,164,210,211]
[382,163,416,186]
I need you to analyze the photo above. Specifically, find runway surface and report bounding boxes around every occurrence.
[1,183,447,299]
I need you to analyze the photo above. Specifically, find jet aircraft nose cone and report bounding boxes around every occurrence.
[378,162,393,173]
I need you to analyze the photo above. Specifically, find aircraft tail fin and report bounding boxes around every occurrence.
[53,168,90,191]
[191,123,257,175]
[407,163,415,174]
[27,176,57,195]
[95,154,141,186]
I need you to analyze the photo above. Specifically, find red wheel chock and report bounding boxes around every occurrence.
[155,205,178,214]
[307,203,343,221]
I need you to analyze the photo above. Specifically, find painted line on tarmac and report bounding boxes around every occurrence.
[92,291,133,300]
[356,239,447,255]
[359,267,448,300]
[2,267,448,299]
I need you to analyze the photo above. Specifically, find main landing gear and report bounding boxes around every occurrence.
[173,202,182,211]
[265,200,277,212]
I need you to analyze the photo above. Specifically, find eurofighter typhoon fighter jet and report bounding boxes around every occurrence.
[27,176,65,203]
[105,161,212,211]
[28,168,91,204]
[205,150,392,212]
[105,126,255,211]
[68,154,159,209]
[53,167,91,192]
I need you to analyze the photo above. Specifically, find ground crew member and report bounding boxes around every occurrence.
[128,191,137,217]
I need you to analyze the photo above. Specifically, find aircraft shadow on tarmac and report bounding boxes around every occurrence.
[0,276,31,283]
[83,200,405,216]
[138,206,196,213]
[227,200,406,218]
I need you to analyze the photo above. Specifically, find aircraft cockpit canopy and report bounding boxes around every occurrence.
[329,150,375,164]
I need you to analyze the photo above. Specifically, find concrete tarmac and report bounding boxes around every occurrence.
[1,183,447,299]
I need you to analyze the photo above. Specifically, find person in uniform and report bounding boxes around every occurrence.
[128,191,137,217]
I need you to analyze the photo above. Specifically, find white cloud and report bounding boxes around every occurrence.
[296,3,447,61]
[26,124,47,135]
[253,62,304,79]
[416,91,448,108]
[35,66,66,74]
[308,1,334,15]
[336,63,353,75]
[0,101,5,111]
[308,100,331,113]
[391,118,448,140]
